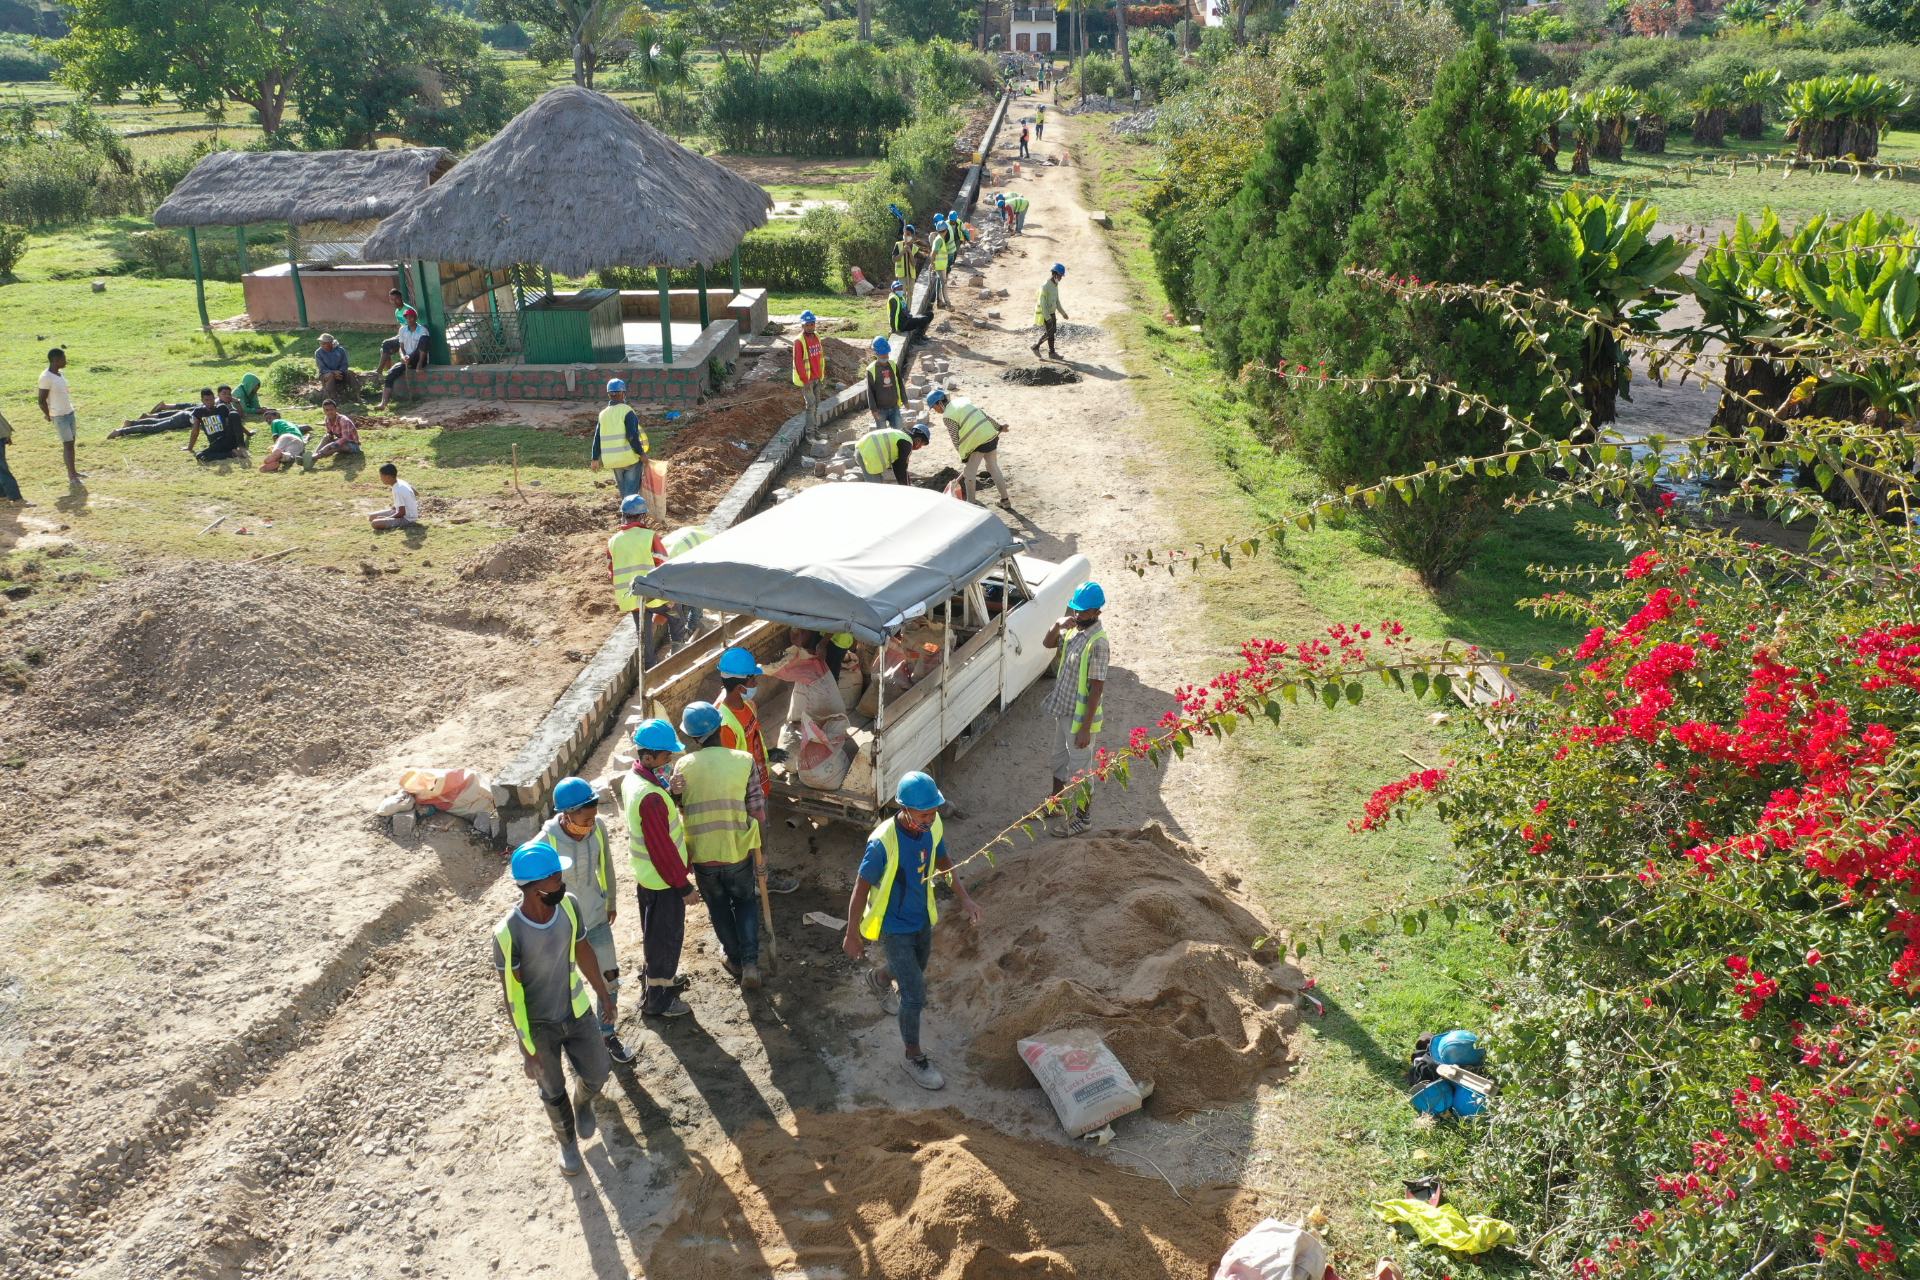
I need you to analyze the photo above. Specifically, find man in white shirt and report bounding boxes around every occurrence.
[35,348,85,484]
[377,308,430,410]
[369,462,420,530]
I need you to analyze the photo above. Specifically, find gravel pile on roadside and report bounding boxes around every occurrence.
[1062,94,1130,115]
[1111,108,1160,135]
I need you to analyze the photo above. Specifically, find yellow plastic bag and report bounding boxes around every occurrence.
[1371,1200,1516,1254]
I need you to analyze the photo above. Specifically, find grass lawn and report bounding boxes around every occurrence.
[1549,125,1920,226]
[1078,125,1615,1278]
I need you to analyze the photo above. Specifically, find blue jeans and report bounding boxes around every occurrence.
[881,925,933,1049]
[613,464,642,499]
[871,405,902,433]
[693,860,759,967]
[0,440,20,501]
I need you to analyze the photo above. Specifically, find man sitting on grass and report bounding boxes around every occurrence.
[369,462,420,530]
[259,419,308,472]
[195,401,251,463]
[303,400,361,468]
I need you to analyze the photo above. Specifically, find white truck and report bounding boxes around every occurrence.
[633,484,1091,823]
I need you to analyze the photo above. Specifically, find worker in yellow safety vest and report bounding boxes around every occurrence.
[842,771,983,1091]
[626,717,697,1018]
[670,702,768,990]
[1031,263,1069,362]
[1040,580,1108,837]
[588,377,648,500]
[896,224,922,288]
[888,280,932,340]
[925,387,1011,507]
[492,839,617,1176]
[605,494,669,667]
[856,422,928,485]
[538,775,635,1064]
[791,311,827,429]
[1007,191,1030,235]
[930,215,953,309]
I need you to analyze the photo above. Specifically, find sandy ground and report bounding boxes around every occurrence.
[0,104,1305,1280]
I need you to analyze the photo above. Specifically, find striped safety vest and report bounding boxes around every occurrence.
[495,896,591,1055]
[944,396,998,459]
[674,747,758,865]
[607,525,659,613]
[858,814,943,940]
[857,427,910,476]
[792,333,825,386]
[647,525,713,608]
[596,403,642,469]
[625,771,685,892]
[1070,625,1107,735]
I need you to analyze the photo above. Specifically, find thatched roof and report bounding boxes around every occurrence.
[359,87,772,274]
[152,148,453,229]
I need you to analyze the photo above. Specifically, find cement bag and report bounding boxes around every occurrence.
[1211,1219,1329,1280]
[836,651,867,709]
[400,767,495,819]
[1017,1027,1145,1137]
[641,459,669,521]
[766,646,847,720]
[855,675,908,719]
[797,715,852,790]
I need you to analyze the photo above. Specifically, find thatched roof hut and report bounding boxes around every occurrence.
[152,148,452,229]
[360,87,772,275]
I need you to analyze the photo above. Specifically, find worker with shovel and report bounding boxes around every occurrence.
[537,776,636,1064]
[626,718,696,1018]
[492,840,615,1177]
[925,387,1011,508]
[843,771,984,1091]
[672,701,770,990]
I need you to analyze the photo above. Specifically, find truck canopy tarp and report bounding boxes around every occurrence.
[635,485,1018,645]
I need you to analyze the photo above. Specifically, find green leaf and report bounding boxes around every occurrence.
[1412,671,1431,700]
[1281,683,1300,706]
[1402,914,1419,937]
[1264,699,1282,724]
[1345,681,1364,705]
[1320,682,1340,710]
[1432,672,1454,701]
[1337,933,1352,953]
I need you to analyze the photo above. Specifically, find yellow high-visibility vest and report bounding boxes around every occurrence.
[857,427,910,476]
[674,747,758,865]
[607,525,657,613]
[858,814,943,940]
[597,403,643,470]
[1071,625,1107,735]
[495,896,591,1055]
[944,396,999,459]
[626,772,685,891]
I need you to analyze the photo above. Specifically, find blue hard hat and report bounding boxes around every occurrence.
[896,771,945,810]
[510,840,571,885]
[906,224,917,233]
[925,387,949,406]
[553,776,597,811]
[909,424,929,443]
[1051,263,1065,277]
[681,701,722,739]
[718,646,763,677]
[606,378,626,393]
[935,213,947,224]
[633,717,685,752]
[799,310,817,323]
[1069,580,1105,611]
[891,280,906,292]
[620,493,649,517]
[872,336,891,355]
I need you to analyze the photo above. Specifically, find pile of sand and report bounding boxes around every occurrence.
[937,824,1303,1118]
[457,532,572,582]
[645,1107,1254,1280]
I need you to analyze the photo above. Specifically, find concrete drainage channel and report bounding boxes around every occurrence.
[485,92,1011,838]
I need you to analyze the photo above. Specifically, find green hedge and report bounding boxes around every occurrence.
[707,60,910,156]
[598,228,833,293]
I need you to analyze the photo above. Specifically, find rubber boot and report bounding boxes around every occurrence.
[543,1094,583,1176]
[571,1080,600,1142]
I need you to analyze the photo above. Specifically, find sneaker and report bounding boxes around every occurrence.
[903,1055,946,1091]
[603,1031,636,1064]
[646,997,691,1017]
[741,963,762,990]
[721,959,742,980]
[865,966,900,1015]
[1065,811,1092,837]
[766,871,800,894]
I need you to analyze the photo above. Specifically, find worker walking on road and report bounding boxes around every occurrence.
[539,777,636,1064]
[843,771,984,1091]
[626,718,697,1018]
[492,840,616,1176]
[1035,104,1046,141]
[889,281,932,341]
[926,388,1012,508]
[856,422,928,484]
[865,337,905,433]
[606,494,670,668]
[1032,264,1069,362]
[589,378,648,500]
[672,701,768,990]
[792,311,827,430]
[1042,581,1108,837]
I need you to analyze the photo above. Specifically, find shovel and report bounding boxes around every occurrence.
[752,845,780,977]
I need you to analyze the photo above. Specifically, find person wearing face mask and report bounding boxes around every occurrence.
[714,647,801,895]
[1040,581,1109,837]
[842,772,983,1091]
[491,840,616,1176]
[672,701,768,989]
[626,718,698,1018]
[537,777,634,1064]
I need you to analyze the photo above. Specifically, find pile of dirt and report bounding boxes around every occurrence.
[458,532,572,582]
[644,1107,1254,1280]
[937,824,1303,1118]
[1001,366,1082,386]
[5,561,522,790]
[499,493,611,536]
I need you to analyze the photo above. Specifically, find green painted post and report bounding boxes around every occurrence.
[287,232,309,329]
[235,224,247,274]
[656,266,673,363]
[697,262,710,328]
[188,226,209,330]
[731,247,741,294]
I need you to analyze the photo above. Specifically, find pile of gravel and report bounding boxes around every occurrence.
[1111,108,1161,136]
[1062,94,1134,115]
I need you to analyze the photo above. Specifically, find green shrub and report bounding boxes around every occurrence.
[1132,31,1201,101]
[265,358,309,403]
[707,59,911,155]
[0,34,54,80]
[599,228,833,293]
[1076,52,1119,98]
[0,222,26,276]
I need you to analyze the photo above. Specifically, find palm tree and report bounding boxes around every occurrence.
[1716,0,1769,30]
[1513,85,1571,171]
[1690,81,1736,148]
[1589,85,1637,161]
[1735,69,1783,141]
[1784,75,1845,157]
[1634,85,1683,154]
[1566,95,1598,177]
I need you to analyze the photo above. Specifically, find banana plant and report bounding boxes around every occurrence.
[1634,85,1683,154]
[1779,215,1920,418]
[1768,0,1807,30]
[1550,190,1692,432]
[1717,0,1770,28]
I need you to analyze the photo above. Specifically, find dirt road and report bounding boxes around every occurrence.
[3,103,1293,1280]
